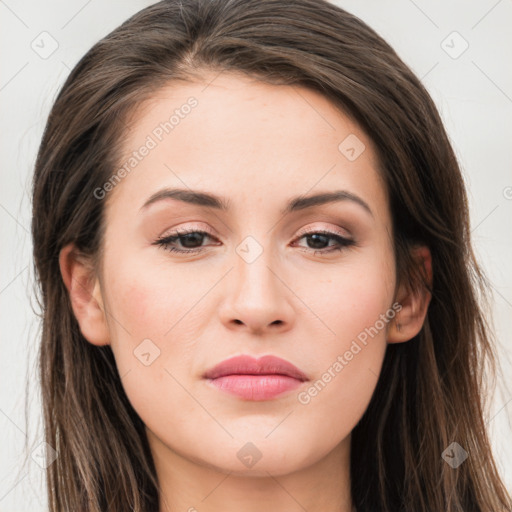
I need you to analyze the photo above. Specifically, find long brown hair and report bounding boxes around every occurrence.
[30,0,512,510]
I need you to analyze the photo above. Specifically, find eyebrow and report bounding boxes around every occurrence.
[140,187,373,217]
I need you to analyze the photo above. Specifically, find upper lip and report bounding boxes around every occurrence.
[203,355,309,381]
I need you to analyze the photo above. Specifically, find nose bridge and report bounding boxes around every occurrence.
[233,233,282,304]
[219,233,293,332]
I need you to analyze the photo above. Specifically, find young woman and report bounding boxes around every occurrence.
[31,0,512,510]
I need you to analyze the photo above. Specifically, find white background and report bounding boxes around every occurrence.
[1,0,511,510]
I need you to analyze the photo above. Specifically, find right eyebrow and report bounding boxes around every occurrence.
[140,188,231,212]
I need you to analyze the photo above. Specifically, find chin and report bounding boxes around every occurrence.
[199,436,322,477]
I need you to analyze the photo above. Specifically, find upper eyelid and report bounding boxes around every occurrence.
[295,224,351,238]
[159,226,352,243]
[163,223,347,233]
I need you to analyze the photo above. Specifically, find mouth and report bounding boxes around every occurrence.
[203,354,309,401]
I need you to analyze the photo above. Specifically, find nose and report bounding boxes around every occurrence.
[217,246,295,336]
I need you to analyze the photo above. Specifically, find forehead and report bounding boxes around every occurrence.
[105,72,388,221]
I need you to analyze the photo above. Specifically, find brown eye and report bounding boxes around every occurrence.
[293,230,355,254]
[153,229,218,254]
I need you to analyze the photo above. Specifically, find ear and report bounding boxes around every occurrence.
[387,245,432,344]
[59,243,110,346]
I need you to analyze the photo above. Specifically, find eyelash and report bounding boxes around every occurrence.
[153,228,355,255]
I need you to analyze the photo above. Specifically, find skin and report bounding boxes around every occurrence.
[60,71,431,512]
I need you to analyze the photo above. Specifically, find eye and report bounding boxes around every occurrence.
[153,228,218,254]
[153,228,355,255]
[292,229,355,255]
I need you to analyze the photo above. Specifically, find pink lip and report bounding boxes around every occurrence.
[203,355,309,401]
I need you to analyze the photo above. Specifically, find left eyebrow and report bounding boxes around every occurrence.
[281,190,373,217]
[139,187,373,218]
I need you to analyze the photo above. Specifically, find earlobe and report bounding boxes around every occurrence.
[59,243,110,346]
[388,245,432,344]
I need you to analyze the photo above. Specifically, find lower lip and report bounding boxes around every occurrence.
[206,375,304,401]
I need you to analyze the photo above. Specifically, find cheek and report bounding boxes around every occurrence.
[294,251,394,429]
[104,247,208,341]
[100,251,199,377]
[101,256,206,426]
[305,250,395,346]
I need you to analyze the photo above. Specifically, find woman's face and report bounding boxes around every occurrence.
[87,72,400,476]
